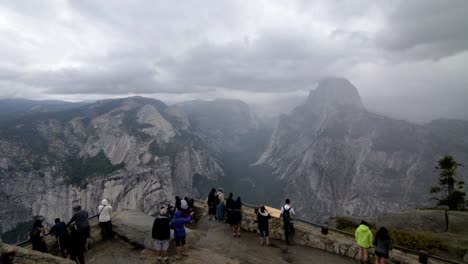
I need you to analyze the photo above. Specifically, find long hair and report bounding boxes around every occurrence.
[209,188,216,196]
[33,219,42,228]
[375,227,390,241]
[260,205,266,213]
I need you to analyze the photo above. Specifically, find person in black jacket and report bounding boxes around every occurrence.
[29,219,47,253]
[256,205,271,246]
[225,193,234,226]
[207,188,217,220]
[67,205,90,246]
[50,218,70,257]
[152,206,171,263]
[69,225,85,264]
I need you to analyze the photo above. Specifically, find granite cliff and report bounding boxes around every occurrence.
[254,78,468,221]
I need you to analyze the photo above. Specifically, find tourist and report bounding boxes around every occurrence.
[231,197,242,237]
[171,210,194,260]
[207,188,217,220]
[181,199,189,218]
[225,193,234,226]
[355,220,373,264]
[69,225,86,264]
[152,206,171,263]
[167,204,175,220]
[98,199,113,240]
[67,205,90,250]
[373,227,392,264]
[0,248,16,264]
[256,205,271,246]
[216,188,225,222]
[50,218,70,257]
[175,196,182,211]
[280,198,295,245]
[29,219,47,253]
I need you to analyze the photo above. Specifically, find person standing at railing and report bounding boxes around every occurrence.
[256,205,271,246]
[29,219,47,253]
[67,205,90,250]
[152,206,170,263]
[50,218,70,257]
[280,198,295,245]
[231,197,242,237]
[98,199,113,240]
[226,193,234,226]
[216,188,225,223]
[171,210,194,260]
[207,188,217,221]
[373,227,392,264]
[355,220,373,264]
[69,225,86,264]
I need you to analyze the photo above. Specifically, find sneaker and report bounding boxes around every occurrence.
[164,257,169,263]
[175,255,182,260]
[157,257,162,262]
[232,233,236,237]
[182,252,189,257]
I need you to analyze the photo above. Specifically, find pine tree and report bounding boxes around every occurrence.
[430,155,465,210]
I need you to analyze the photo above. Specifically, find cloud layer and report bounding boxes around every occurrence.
[0,0,467,103]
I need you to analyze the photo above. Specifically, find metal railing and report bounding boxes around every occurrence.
[15,214,99,247]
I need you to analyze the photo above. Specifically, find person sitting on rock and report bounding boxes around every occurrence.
[355,220,373,264]
[152,206,171,263]
[29,219,47,253]
[170,210,194,260]
[256,205,271,246]
[50,218,70,257]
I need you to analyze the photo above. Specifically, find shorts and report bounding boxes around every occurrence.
[259,229,269,237]
[175,236,186,247]
[155,240,169,251]
[375,251,389,259]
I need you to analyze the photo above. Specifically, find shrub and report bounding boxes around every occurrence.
[389,229,447,253]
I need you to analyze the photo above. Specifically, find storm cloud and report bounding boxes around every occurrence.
[0,0,467,104]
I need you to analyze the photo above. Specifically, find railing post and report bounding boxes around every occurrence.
[321,225,328,235]
[419,250,428,264]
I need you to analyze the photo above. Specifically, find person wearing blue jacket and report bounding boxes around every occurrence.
[171,210,194,260]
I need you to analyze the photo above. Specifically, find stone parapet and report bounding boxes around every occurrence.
[193,200,451,264]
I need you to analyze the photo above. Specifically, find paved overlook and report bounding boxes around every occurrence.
[87,216,355,264]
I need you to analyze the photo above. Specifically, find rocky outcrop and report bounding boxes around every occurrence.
[111,209,200,250]
[0,97,223,240]
[1,242,74,264]
[255,77,468,221]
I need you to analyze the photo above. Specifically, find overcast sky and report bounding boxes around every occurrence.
[0,0,467,105]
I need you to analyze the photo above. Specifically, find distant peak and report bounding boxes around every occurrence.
[306,77,364,111]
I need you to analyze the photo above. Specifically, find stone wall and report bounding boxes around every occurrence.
[193,200,450,264]
[111,209,200,252]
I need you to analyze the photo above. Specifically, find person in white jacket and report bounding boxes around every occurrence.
[98,199,113,240]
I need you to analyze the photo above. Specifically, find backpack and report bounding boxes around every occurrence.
[283,206,291,222]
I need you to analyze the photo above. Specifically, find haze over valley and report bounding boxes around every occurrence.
[0,1,468,248]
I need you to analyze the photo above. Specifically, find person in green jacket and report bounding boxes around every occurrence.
[355,221,373,264]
